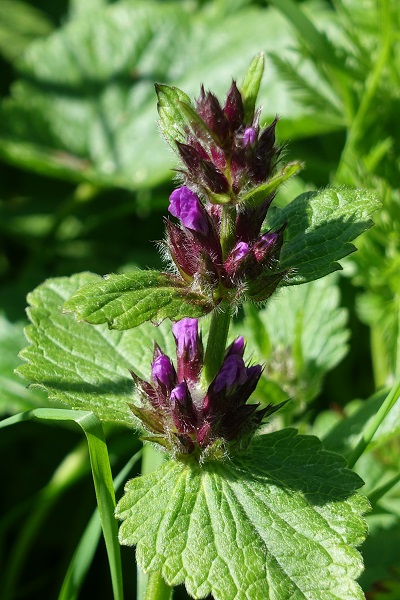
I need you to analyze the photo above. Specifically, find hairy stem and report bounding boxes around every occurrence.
[145,572,173,600]
[200,301,232,389]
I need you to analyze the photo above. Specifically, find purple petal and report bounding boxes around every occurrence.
[213,354,247,394]
[152,355,176,390]
[172,318,203,384]
[243,127,256,146]
[226,337,245,358]
[172,318,199,356]
[223,242,250,277]
[171,382,197,433]
[169,186,210,235]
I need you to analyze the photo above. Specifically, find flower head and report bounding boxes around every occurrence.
[161,74,289,307]
[129,319,282,460]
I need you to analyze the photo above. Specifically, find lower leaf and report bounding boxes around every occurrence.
[116,429,369,600]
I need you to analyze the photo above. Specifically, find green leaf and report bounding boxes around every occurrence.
[16,273,178,425]
[266,187,381,285]
[244,274,349,404]
[0,408,123,600]
[155,84,193,151]
[63,270,213,329]
[0,312,47,415]
[59,449,142,600]
[240,161,303,207]
[0,2,336,190]
[117,429,368,600]
[239,52,265,124]
[321,386,400,460]
[0,0,52,62]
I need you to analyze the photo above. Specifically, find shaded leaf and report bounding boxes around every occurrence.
[0,1,337,189]
[0,0,52,62]
[16,273,178,426]
[117,429,368,600]
[320,389,400,459]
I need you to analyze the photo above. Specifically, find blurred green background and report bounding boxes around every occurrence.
[1,0,400,598]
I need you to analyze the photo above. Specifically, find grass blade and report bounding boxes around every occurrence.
[59,450,142,600]
[0,408,124,600]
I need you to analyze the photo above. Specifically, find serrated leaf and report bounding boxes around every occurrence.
[240,52,265,124]
[243,274,349,404]
[0,312,47,415]
[16,273,179,425]
[266,187,381,285]
[117,428,368,600]
[64,270,213,329]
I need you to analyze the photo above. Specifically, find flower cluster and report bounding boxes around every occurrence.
[162,80,288,306]
[129,318,281,459]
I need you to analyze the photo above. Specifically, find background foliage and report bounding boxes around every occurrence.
[1,0,399,599]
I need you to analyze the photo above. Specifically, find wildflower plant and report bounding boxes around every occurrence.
[4,54,392,600]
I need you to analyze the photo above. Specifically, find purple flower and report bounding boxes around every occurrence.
[151,354,177,403]
[223,242,250,277]
[130,323,282,458]
[172,318,203,383]
[213,354,248,394]
[243,127,256,146]
[226,336,245,358]
[171,382,197,433]
[169,187,210,236]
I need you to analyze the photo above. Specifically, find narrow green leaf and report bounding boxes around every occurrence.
[240,161,303,207]
[0,408,123,600]
[59,449,142,600]
[266,187,381,285]
[240,52,265,124]
[117,429,369,600]
[16,273,177,425]
[155,84,193,151]
[64,270,213,329]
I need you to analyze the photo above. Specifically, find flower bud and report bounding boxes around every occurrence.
[151,354,177,405]
[223,242,250,277]
[196,86,229,142]
[172,318,203,384]
[171,382,197,433]
[223,81,244,131]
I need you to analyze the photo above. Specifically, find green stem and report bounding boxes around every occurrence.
[138,445,165,600]
[347,377,400,468]
[371,324,390,389]
[368,473,400,507]
[145,572,173,600]
[220,205,236,259]
[200,301,232,389]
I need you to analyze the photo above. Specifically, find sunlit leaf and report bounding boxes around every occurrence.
[117,429,368,600]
